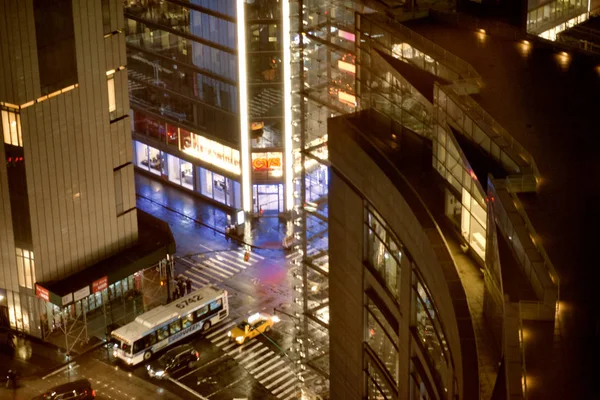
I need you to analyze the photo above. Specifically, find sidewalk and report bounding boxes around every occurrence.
[135,172,291,249]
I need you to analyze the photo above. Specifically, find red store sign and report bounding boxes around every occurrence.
[35,284,50,302]
[92,276,108,293]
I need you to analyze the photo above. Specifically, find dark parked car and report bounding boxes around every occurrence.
[33,379,95,400]
[146,343,199,380]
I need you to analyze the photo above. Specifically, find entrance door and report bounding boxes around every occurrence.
[253,184,282,215]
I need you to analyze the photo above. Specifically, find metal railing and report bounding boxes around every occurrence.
[439,84,541,180]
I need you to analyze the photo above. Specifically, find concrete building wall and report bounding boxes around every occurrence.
[0,0,136,329]
[329,117,467,399]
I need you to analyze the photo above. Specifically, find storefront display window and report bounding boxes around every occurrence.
[168,154,181,184]
[198,167,213,198]
[213,173,226,204]
[181,161,193,190]
[148,146,163,176]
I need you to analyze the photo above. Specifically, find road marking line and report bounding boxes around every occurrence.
[284,391,300,400]
[194,261,231,279]
[264,370,294,389]
[249,354,280,374]
[222,341,237,352]
[233,341,262,359]
[273,378,298,395]
[202,260,240,278]
[206,321,236,339]
[179,259,224,281]
[277,382,300,398]
[254,359,285,379]
[235,343,267,361]
[243,350,273,369]
[208,257,244,272]
[214,336,230,347]
[238,346,270,365]
[226,339,258,356]
[216,253,251,268]
[168,377,209,400]
[183,269,210,284]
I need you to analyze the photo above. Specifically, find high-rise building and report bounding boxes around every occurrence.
[124,0,299,217]
[0,0,174,343]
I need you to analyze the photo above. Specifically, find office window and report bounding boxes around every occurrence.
[114,167,124,215]
[101,0,111,34]
[107,73,116,119]
[2,110,22,147]
[33,0,77,95]
[16,248,35,289]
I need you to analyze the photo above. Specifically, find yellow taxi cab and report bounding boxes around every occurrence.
[227,313,279,345]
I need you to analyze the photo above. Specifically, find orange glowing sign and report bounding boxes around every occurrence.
[252,157,281,171]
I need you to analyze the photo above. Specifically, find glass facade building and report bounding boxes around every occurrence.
[124,0,296,215]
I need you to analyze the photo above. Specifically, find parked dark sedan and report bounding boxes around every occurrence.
[146,343,199,380]
[32,379,95,399]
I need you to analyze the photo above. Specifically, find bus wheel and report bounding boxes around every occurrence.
[202,321,211,332]
[144,351,152,361]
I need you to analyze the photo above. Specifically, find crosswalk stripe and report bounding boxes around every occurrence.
[249,355,280,374]
[183,274,207,288]
[254,359,285,379]
[277,383,299,398]
[209,331,230,343]
[201,260,235,277]
[214,337,230,347]
[223,251,261,263]
[237,345,269,364]
[226,340,258,356]
[183,269,210,284]
[222,341,237,352]
[205,258,241,274]
[273,378,297,395]
[217,252,252,267]
[206,321,235,339]
[264,370,294,389]
[179,259,224,281]
[233,342,262,359]
[195,261,231,279]
[241,349,273,369]
[284,391,299,400]
[192,265,226,281]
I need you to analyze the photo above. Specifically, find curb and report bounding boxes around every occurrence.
[136,193,270,251]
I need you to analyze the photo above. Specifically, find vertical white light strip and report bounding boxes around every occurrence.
[283,0,294,211]
[237,0,251,212]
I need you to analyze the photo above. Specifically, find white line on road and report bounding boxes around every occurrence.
[206,321,236,339]
[273,377,298,395]
[208,257,244,273]
[263,369,294,389]
[277,382,300,398]
[233,341,262,359]
[226,339,258,356]
[254,359,285,379]
[236,345,269,364]
[203,259,237,277]
[249,355,280,374]
[168,377,210,400]
[242,350,273,369]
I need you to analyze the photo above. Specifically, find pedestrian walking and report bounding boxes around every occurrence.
[175,285,181,299]
[186,278,192,294]
[177,279,185,296]
[172,289,177,300]
[6,369,17,389]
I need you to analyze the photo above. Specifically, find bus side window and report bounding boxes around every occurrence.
[209,299,222,313]
[133,339,144,354]
[182,313,195,329]
[169,319,182,335]
[145,332,157,348]
[196,305,209,320]
[157,325,169,341]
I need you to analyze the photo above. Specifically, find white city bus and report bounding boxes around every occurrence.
[111,286,228,366]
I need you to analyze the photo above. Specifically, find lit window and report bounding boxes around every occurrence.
[107,72,116,119]
[1,110,22,147]
[15,248,35,289]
